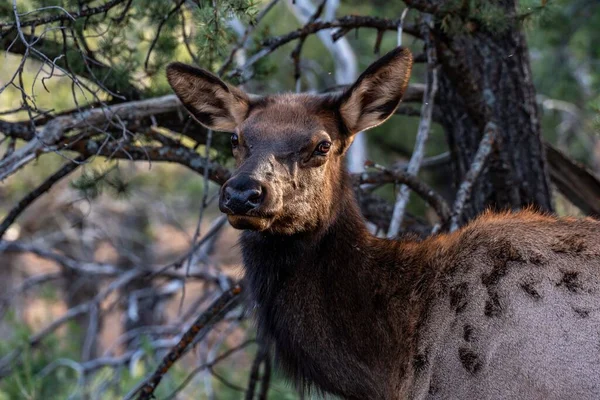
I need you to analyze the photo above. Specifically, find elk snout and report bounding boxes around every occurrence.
[220,176,264,215]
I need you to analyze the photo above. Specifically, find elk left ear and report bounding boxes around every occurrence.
[166,62,249,132]
[338,47,413,134]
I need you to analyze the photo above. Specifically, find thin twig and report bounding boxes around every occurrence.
[134,284,243,400]
[358,164,450,223]
[245,343,269,400]
[258,352,271,400]
[396,7,410,47]
[0,155,88,239]
[449,122,497,231]
[164,340,256,400]
[290,0,328,92]
[227,15,419,79]
[0,0,128,38]
[218,0,280,76]
[387,15,438,238]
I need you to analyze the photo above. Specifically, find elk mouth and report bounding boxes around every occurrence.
[226,214,273,231]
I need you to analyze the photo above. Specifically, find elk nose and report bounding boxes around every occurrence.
[220,177,264,215]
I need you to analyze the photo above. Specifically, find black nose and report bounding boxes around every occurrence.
[220,176,264,215]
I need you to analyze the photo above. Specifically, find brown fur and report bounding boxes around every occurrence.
[168,48,600,399]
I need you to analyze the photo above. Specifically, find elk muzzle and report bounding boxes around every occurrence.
[219,175,272,231]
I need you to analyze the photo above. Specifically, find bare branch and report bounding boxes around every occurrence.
[0,155,88,239]
[545,142,600,218]
[388,16,438,238]
[163,340,256,400]
[0,0,129,38]
[228,15,419,78]
[218,0,280,76]
[245,344,270,400]
[449,122,497,232]
[357,164,450,223]
[134,284,244,400]
[0,95,230,182]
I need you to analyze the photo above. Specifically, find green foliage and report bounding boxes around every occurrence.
[193,0,258,68]
[527,0,600,162]
[438,0,556,36]
[70,165,132,200]
[0,314,300,399]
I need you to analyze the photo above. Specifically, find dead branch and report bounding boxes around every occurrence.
[0,240,223,283]
[0,0,129,38]
[258,351,272,400]
[245,343,270,400]
[388,16,438,238]
[228,15,419,78]
[449,122,497,232]
[134,284,244,400]
[0,95,233,183]
[0,269,145,378]
[0,31,141,99]
[163,340,256,400]
[218,0,280,76]
[357,165,450,224]
[545,142,600,218]
[0,155,88,239]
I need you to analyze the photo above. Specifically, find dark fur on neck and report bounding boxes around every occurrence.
[240,171,425,399]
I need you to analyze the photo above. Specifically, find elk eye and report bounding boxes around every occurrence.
[231,133,239,148]
[314,141,331,155]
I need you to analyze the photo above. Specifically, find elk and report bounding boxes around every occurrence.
[167,48,600,400]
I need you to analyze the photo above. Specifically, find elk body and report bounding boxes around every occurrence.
[167,48,600,399]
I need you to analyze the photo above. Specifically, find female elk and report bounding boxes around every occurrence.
[167,48,600,399]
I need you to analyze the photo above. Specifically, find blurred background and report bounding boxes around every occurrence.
[0,0,599,398]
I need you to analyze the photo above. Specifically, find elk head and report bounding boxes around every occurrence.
[167,47,413,235]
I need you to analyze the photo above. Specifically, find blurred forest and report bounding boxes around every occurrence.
[0,0,599,399]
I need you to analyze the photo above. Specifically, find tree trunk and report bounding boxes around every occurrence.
[432,2,553,221]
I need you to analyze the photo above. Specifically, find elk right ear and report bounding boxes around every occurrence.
[166,63,249,132]
[338,47,413,135]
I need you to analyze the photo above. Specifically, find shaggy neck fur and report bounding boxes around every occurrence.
[240,170,435,399]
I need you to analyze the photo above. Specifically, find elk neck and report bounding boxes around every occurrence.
[239,168,433,398]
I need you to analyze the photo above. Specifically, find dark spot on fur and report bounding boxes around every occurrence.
[428,382,439,395]
[520,282,541,300]
[458,348,482,375]
[482,240,523,288]
[489,240,523,264]
[557,271,581,293]
[413,352,428,373]
[450,283,469,313]
[484,292,502,317]
[481,263,508,287]
[463,325,474,342]
[573,308,589,318]
[551,234,586,254]
[528,251,547,265]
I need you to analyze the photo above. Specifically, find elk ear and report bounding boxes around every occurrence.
[338,47,413,134]
[166,62,249,132]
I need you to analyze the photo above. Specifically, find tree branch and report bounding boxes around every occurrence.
[134,284,243,400]
[228,15,419,78]
[449,122,497,231]
[357,164,451,224]
[388,17,438,238]
[545,142,600,218]
[0,0,129,38]
[0,32,141,100]
[0,155,88,239]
